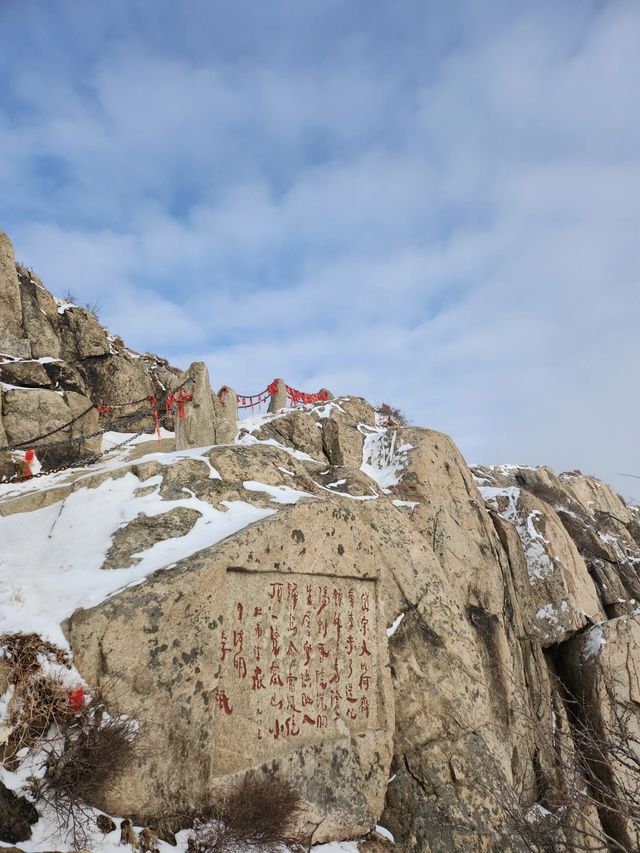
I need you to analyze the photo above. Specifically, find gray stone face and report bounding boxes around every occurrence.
[0,360,53,388]
[0,232,28,352]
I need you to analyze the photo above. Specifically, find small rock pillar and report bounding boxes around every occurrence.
[215,385,238,444]
[267,378,287,413]
[175,362,218,450]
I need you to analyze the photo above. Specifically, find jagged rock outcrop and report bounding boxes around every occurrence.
[1,231,639,851]
[0,231,187,476]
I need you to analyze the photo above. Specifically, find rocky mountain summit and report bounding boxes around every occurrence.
[1,231,639,852]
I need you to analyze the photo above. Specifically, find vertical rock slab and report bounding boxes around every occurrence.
[16,266,61,359]
[0,232,30,358]
[217,385,238,443]
[175,362,217,449]
[322,397,375,468]
[268,378,287,412]
[482,487,604,645]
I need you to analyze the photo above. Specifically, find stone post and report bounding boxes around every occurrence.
[319,389,333,401]
[175,362,218,450]
[267,378,287,413]
[215,385,238,444]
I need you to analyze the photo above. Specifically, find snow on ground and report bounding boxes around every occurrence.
[243,480,316,504]
[0,441,280,649]
[359,426,412,494]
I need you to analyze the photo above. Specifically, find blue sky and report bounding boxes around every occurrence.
[1,0,639,499]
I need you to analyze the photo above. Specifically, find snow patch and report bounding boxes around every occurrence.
[583,624,606,660]
[386,612,405,637]
[243,481,315,504]
[480,487,556,583]
[0,470,274,648]
[360,426,412,493]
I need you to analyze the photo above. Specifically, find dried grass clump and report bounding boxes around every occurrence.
[375,402,408,427]
[1,633,139,849]
[1,633,76,763]
[29,703,138,848]
[187,774,306,852]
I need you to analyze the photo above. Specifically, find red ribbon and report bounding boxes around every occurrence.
[68,686,85,711]
[149,397,160,440]
[97,403,111,415]
[174,388,192,419]
[23,448,35,478]
[285,385,329,405]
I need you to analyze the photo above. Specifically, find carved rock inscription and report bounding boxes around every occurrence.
[214,572,379,755]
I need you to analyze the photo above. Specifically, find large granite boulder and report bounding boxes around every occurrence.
[66,497,397,844]
[1,387,100,469]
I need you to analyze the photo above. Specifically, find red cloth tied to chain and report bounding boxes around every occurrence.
[23,448,35,478]
[68,686,85,711]
[286,385,330,405]
[166,388,192,419]
[149,397,161,440]
[97,403,111,415]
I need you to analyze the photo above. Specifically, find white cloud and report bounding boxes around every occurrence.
[1,0,639,499]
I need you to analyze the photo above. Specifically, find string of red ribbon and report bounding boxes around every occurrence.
[285,385,330,405]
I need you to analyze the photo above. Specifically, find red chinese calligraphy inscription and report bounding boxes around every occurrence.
[215,573,378,745]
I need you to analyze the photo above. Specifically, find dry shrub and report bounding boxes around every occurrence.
[187,774,306,853]
[375,402,408,427]
[29,701,138,848]
[1,633,76,763]
[1,633,139,849]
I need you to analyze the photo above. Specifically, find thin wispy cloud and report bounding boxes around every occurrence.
[1,0,638,498]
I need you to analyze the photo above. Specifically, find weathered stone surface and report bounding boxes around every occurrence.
[482,487,604,645]
[474,464,640,619]
[560,471,634,526]
[253,409,325,459]
[67,498,396,843]
[1,388,100,468]
[216,385,238,443]
[41,360,87,395]
[175,362,217,450]
[560,617,640,852]
[0,780,38,843]
[0,360,53,388]
[16,266,61,360]
[102,507,202,569]
[321,398,375,468]
[267,378,287,412]
[79,353,155,421]
[0,389,14,479]
[58,306,110,360]
[0,232,29,356]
